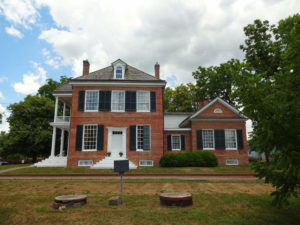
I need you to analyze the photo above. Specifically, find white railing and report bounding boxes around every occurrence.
[55,116,70,123]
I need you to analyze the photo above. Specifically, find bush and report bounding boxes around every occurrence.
[159,152,218,167]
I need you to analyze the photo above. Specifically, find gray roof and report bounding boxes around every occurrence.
[53,81,72,94]
[73,64,165,82]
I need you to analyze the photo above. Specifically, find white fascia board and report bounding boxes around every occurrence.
[191,118,247,122]
[190,97,246,119]
[164,128,191,131]
[53,93,72,97]
[69,81,165,87]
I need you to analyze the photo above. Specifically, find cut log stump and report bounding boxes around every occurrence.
[53,195,87,210]
[160,192,192,207]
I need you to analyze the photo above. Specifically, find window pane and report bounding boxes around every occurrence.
[137,125,144,150]
[111,91,125,111]
[225,130,237,149]
[172,135,180,150]
[116,66,122,79]
[202,130,214,149]
[85,91,99,111]
[137,91,150,112]
[83,125,97,150]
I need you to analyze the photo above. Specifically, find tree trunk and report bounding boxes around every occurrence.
[32,153,37,163]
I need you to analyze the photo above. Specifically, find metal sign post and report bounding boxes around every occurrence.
[114,160,129,204]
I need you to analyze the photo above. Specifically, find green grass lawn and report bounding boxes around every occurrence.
[1,165,253,175]
[0,179,299,225]
[0,164,30,171]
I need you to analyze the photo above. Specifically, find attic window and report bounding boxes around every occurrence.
[116,66,123,79]
[214,108,223,113]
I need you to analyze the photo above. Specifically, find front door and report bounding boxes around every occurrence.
[107,127,127,158]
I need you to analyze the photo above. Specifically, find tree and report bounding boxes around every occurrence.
[192,59,242,106]
[1,95,54,162]
[164,83,199,112]
[0,113,2,124]
[235,14,300,206]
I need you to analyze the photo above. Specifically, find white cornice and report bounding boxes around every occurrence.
[191,118,247,122]
[69,81,166,87]
[164,128,191,131]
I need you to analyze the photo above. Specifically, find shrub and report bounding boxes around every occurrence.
[159,152,218,167]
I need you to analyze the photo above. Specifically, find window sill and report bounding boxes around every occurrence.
[111,110,125,112]
[172,149,181,151]
[203,148,215,150]
[84,110,98,112]
[226,148,238,150]
[136,149,150,152]
[82,149,97,152]
[136,110,150,113]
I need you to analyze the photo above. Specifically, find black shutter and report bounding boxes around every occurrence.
[181,135,185,151]
[125,91,136,112]
[167,135,172,151]
[97,125,104,150]
[78,91,85,111]
[237,130,244,150]
[99,91,111,111]
[215,130,225,150]
[150,91,156,112]
[197,130,203,150]
[143,125,150,151]
[130,125,136,151]
[75,125,83,151]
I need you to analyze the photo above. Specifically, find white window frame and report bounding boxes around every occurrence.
[78,160,93,166]
[111,90,125,112]
[202,129,215,150]
[84,90,99,112]
[226,159,239,165]
[139,160,153,167]
[214,108,223,113]
[171,135,181,151]
[136,91,150,112]
[82,124,97,152]
[136,125,151,152]
[225,129,238,150]
[113,63,125,79]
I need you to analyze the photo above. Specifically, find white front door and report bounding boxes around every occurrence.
[107,127,127,158]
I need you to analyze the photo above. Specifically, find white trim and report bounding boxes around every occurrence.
[111,90,125,112]
[78,160,93,166]
[69,82,165,87]
[191,118,247,122]
[171,134,181,151]
[113,61,126,80]
[226,159,239,165]
[214,108,223,113]
[139,160,153,167]
[136,91,150,112]
[53,93,72,97]
[190,97,246,119]
[225,129,238,150]
[164,128,191,131]
[107,127,127,157]
[202,129,215,150]
[136,124,151,152]
[82,124,98,152]
[84,90,99,112]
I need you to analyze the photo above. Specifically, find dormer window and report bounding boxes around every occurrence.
[116,66,123,79]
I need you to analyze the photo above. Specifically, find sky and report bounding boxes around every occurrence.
[0,0,299,132]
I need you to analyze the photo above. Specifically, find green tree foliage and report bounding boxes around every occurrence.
[235,14,300,206]
[1,95,54,162]
[164,83,199,112]
[192,59,242,105]
[0,113,2,124]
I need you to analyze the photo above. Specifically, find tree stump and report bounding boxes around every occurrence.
[160,192,192,207]
[53,195,87,210]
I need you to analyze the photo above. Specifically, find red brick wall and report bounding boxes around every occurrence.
[191,120,248,165]
[68,86,164,167]
[196,101,240,118]
[163,130,192,153]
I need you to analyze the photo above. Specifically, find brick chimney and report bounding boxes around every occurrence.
[154,62,160,79]
[82,60,90,76]
[199,100,209,108]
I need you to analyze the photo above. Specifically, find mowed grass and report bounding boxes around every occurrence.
[0,164,30,171]
[0,179,299,225]
[2,165,253,175]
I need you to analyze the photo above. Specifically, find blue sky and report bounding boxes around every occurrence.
[0,0,299,132]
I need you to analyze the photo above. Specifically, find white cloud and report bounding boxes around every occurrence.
[13,63,47,95]
[42,48,62,69]
[0,0,39,28]
[36,0,300,83]
[5,26,23,38]
[0,76,8,83]
[0,104,9,132]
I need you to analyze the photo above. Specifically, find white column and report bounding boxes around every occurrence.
[50,127,57,157]
[63,103,66,120]
[54,96,58,122]
[59,129,65,157]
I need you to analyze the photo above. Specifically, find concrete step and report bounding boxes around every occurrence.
[91,156,137,169]
[33,156,67,167]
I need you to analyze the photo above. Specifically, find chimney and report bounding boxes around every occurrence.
[199,100,209,108]
[82,60,90,76]
[154,62,160,79]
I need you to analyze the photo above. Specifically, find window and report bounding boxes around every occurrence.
[85,90,99,111]
[136,125,150,151]
[137,125,144,150]
[83,125,97,151]
[137,91,150,112]
[202,129,214,149]
[214,108,223,113]
[111,91,125,112]
[115,66,123,79]
[225,129,237,150]
[171,135,181,150]
[139,160,153,166]
[78,160,93,166]
[226,159,239,165]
